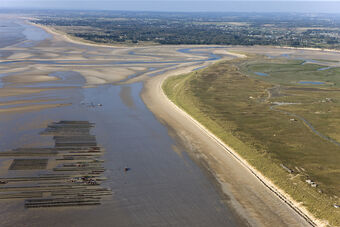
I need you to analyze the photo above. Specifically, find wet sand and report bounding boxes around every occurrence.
[142,67,316,227]
[0,15,245,227]
[142,44,340,226]
[1,14,338,226]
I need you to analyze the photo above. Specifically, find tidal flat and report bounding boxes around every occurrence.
[0,15,244,227]
[1,14,340,227]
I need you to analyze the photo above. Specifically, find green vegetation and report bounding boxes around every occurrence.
[32,11,340,49]
[241,58,340,87]
[163,58,340,225]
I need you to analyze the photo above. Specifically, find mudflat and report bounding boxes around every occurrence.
[0,15,244,227]
[1,14,339,226]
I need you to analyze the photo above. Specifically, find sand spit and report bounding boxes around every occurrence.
[31,21,317,225]
[142,64,324,226]
[2,74,59,84]
[0,87,66,97]
[0,103,70,113]
[1,17,336,226]
[0,99,63,106]
[28,22,112,48]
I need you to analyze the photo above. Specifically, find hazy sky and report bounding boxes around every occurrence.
[2,1,340,13]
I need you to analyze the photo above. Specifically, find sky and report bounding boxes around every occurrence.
[1,1,340,13]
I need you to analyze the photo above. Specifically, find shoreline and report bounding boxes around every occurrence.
[1,18,251,226]
[27,21,121,48]
[26,19,340,55]
[142,64,325,226]
[28,20,324,226]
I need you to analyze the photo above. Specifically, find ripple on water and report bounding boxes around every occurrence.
[298,81,325,85]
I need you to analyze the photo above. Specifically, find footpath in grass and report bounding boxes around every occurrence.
[163,58,340,225]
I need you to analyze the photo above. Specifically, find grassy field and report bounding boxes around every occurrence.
[163,57,340,225]
[241,59,340,87]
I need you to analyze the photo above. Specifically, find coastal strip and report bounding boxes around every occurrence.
[29,20,321,226]
[142,64,322,226]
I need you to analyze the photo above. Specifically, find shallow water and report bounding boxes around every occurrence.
[0,57,219,66]
[254,72,269,76]
[18,71,86,88]
[21,22,51,41]
[0,17,243,226]
[265,53,328,66]
[317,66,333,71]
[0,19,25,48]
[298,81,325,85]
[0,80,242,227]
[0,73,7,88]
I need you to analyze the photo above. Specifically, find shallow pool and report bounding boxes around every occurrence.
[298,81,325,85]
[254,72,269,76]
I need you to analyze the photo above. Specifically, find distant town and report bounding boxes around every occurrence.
[31,10,340,49]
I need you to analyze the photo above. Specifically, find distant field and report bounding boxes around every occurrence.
[32,11,340,48]
[163,57,340,225]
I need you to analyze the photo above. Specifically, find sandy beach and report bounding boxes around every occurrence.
[142,65,321,226]
[2,15,339,226]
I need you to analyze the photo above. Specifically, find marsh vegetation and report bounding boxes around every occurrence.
[163,57,340,225]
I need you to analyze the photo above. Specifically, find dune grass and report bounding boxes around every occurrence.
[163,58,340,225]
